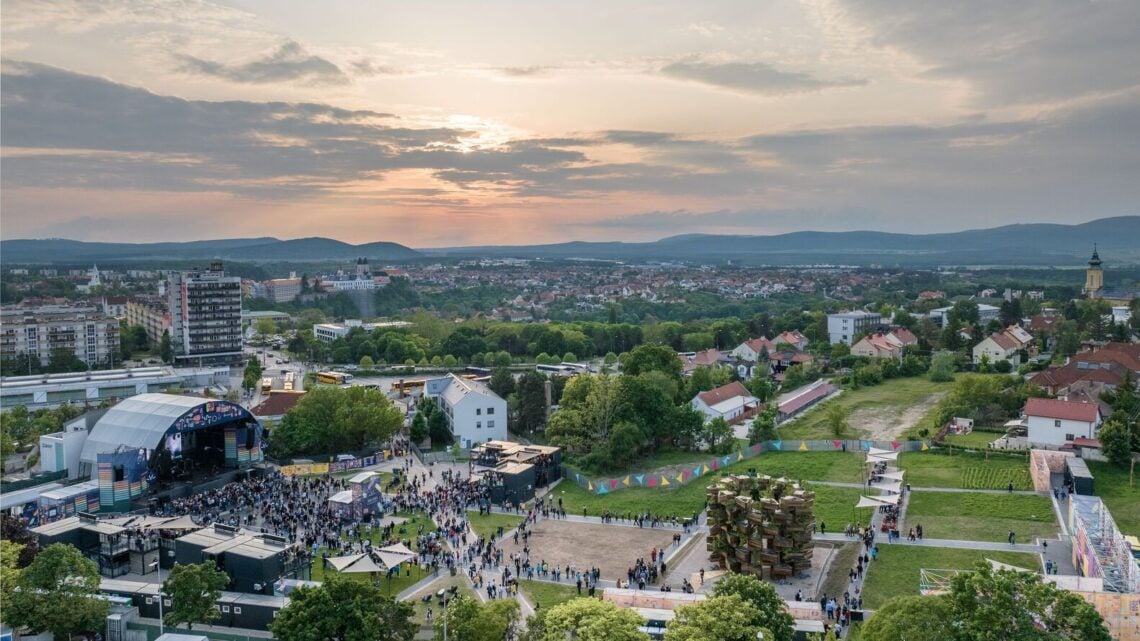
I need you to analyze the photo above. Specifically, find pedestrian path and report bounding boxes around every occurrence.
[812,479,1045,496]
[813,532,1046,554]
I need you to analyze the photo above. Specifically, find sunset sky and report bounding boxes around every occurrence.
[2,1,1138,246]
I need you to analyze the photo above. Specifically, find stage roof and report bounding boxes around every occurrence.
[80,393,253,465]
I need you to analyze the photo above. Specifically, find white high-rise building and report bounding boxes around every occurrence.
[168,263,243,365]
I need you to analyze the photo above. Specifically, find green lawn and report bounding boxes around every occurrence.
[466,511,525,539]
[942,430,1003,449]
[1086,461,1140,537]
[406,575,479,637]
[778,377,953,440]
[899,451,1032,490]
[860,545,1040,609]
[904,492,1057,542]
[808,484,869,532]
[553,452,866,517]
[519,579,586,610]
[311,510,437,590]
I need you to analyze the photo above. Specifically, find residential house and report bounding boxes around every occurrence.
[972,332,1020,366]
[731,338,776,363]
[1024,397,1102,447]
[928,303,1000,327]
[426,374,508,449]
[1028,361,1127,396]
[691,382,759,424]
[680,348,727,375]
[850,332,905,360]
[769,349,814,381]
[776,330,809,351]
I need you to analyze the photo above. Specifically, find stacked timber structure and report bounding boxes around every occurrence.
[706,474,815,580]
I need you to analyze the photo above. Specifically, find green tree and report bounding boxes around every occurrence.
[7,543,111,638]
[162,561,230,630]
[1098,419,1133,467]
[929,350,957,382]
[513,371,550,433]
[862,595,952,641]
[274,386,404,455]
[711,572,796,641]
[159,329,175,363]
[1,512,41,566]
[537,598,649,641]
[495,350,513,367]
[359,355,375,369]
[703,417,734,454]
[428,409,451,445]
[270,575,416,641]
[1,540,23,608]
[242,357,263,391]
[46,347,87,373]
[410,410,429,443]
[434,594,519,641]
[255,317,277,338]
[623,343,682,380]
[489,367,516,398]
[825,403,849,438]
[665,594,766,641]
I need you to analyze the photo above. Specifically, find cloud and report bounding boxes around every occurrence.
[498,66,552,77]
[661,59,866,94]
[176,40,348,85]
[685,22,725,38]
[349,59,402,77]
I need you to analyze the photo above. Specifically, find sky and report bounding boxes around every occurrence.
[2,0,1139,247]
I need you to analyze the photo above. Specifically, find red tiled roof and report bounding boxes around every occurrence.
[988,332,1018,351]
[1028,362,1125,392]
[778,382,836,415]
[1024,397,1099,423]
[889,327,918,346]
[744,338,777,354]
[251,391,305,417]
[697,381,754,407]
[1071,438,1101,448]
[1028,315,1058,332]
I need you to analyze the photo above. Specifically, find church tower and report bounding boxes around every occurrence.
[1083,245,1103,298]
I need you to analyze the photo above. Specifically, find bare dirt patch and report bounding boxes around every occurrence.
[497,520,677,584]
[853,391,947,441]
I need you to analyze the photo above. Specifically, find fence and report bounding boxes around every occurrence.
[278,450,394,476]
[564,438,932,495]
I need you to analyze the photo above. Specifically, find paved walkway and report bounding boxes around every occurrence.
[814,479,1046,496]
[814,532,1046,554]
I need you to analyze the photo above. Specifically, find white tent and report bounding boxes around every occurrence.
[855,496,885,508]
[878,471,905,481]
[326,553,386,574]
[865,451,899,463]
[873,494,901,505]
[868,447,893,456]
[877,482,903,494]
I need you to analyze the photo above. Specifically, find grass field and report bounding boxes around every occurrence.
[466,511,525,539]
[860,546,1040,609]
[778,377,953,440]
[899,451,1032,490]
[406,575,479,637]
[941,430,1003,449]
[808,484,869,531]
[904,492,1057,542]
[519,579,586,610]
[553,452,866,517]
[310,510,436,590]
[1087,461,1140,537]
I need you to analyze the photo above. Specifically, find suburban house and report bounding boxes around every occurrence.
[1029,361,1127,397]
[731,338,777,363]
[776,330,810,351]
[972,325,1033,366]
[425,373,508,449]
[850,332,906,360]
[691,381,759,424]
[1023,397,1102,447]
[680,348,727,375]
[769,350,814,381]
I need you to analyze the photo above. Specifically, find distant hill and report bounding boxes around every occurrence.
[0,236,421,264]
[423,216,1140,266]
[3,216,1136,266]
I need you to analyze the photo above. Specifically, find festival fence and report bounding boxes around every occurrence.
[278,450,394,476]
[563,438,932,495]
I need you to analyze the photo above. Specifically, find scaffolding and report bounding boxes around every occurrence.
[706,474,815,580]
[1069,495,1140,594]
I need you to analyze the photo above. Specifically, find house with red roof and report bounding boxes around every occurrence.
[850,332,905,360]
[1024,397,1102,447]
[691,381,759,424]
[973,326,1034,366]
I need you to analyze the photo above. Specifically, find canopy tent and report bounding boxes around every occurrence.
[878,471,905,481]
[325,553,387,574]
[873,494,901,505]
[865,451,899,463]
[378,542,416,557]
[855,496,886,508]
[877,482,903,494]
[867,447,894,456]
[105,515,203,531]
[375,543,416,570]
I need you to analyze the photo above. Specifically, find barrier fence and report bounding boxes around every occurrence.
[278,450,394,476]
[564,438,933,495]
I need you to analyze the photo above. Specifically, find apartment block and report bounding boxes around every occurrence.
[168,263,243,365]
[0,306,121,369]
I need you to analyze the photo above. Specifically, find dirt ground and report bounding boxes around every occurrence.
[497,520,677,584]
[854,391,947,441]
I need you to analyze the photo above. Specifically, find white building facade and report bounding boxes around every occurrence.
[826,311,882,345]
[1024,397,1102,446]
[428,374,508,448]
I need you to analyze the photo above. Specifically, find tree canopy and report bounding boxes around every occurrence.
[162,561,230,630]
[710,574,796,641]
[665,594,771,641]
[535,598,649,641]
[433,594,519,641]
[272,385,404,455]
[270,575,416,641]
[6,543,111,638]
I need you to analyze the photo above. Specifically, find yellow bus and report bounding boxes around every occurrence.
[390,379,426,394]
[260,377,273,393]
[316,371,352,385]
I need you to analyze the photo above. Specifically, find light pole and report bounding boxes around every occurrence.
[150,560,168,634]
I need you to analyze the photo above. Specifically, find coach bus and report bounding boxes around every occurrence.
[260,377,273,393]
[316,371,352,385]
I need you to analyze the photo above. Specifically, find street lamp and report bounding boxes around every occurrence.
[150,561,168,634]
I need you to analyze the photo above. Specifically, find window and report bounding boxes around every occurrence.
[488,420,495,429]
[476,422,481,429]
[476,408,482,415]
[487,407,495,415]
[221,605,230,613]
[234,606,242,614]
[1065,433,1074,441]
[1054,420,1062,428]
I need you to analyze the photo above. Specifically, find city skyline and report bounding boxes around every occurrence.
[2,0,1139,246]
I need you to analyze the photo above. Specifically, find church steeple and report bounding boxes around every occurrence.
[1088,244,1102,267]
[1084,244,1103,298]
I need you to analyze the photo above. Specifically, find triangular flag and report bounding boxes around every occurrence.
[623,476,631,486]
[587,481,593,491]
[575,473,581,482]
[737,452,744,461]
[772,441,782,451]
[648,476,657,487]
[676,473,684,483]
[799,441,808,451]
[597,485,608,494]
[635,474,645,485]
[661,476,670,486]
[722,455,731,466]
[711,460,719,470]
[752,444,761,452]
[693,466,702,477]
[609,479,619,489]
[892,441,901,450]
[683,470,691,480]
[921,441,930,451]
[862,440,872,450]
[702,464,710,474]
[832,440,842,448]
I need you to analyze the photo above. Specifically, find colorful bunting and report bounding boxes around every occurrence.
[736,452,744,461]
[702,464,710,474]
[752,444,762,452]
[661,476,670,486]
[597,485,608,494]
[609,479,619,489]
[623,476,631,486]
[635,474,645,485]
[693,466,702,477]
[921,441,930,451]
[722,455,731,466]
[799,441,808,451]
[832,440,842,448]
[587,481,593,491]
[683,469,692,480]
[891,441,901,450]
[772,441,782,450]
[861,440,872,450]
[711,460,719,470]
[676,472,684,483]
[648,476,657,487]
